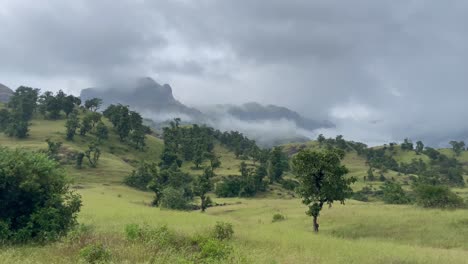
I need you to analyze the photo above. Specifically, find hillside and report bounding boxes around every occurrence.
[3,118,468,263]
[0,113,164,184]
[2,101,468,263]
[282,140,468,199]
[0,83,13,103]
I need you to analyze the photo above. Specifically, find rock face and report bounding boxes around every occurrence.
[80,77,203,121]
[0,83,14,103]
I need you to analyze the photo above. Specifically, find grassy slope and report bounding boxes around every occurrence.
[2,118,468,263]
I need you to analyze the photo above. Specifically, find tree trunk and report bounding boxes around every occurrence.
[201,196,206,212]
[313,216,319,233]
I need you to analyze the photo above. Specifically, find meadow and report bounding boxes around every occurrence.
[2,113,468,263]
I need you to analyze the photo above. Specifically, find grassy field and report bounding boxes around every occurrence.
[2,116,468,263]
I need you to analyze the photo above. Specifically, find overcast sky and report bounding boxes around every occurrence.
[1,0,468,145]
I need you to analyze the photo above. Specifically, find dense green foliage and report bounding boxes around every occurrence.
[380,181,411,204]
[124,162,158,191]
[413,184,464,208]
[0,148,81,243]
[103,104,148,149]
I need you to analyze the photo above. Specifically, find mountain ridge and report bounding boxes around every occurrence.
[0,83,13,103]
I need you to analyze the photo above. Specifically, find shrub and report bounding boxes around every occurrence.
[199,238,232,260]
[124,162,157,191]
[124,224,140,241]
[280,179,299,191]
[124,224,184,249]
[215,176,242,197]
[160,187,190,210]
[212,222,234,241]
[380,181,411,204]
[272,213,286,223]
[79,243,112,264]
[413,184,465,208]
[0,148,81,243]
[66,224,94,245]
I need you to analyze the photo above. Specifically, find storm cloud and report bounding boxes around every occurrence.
[1,0,468,145]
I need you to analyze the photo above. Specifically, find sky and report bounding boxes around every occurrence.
[1,0,468,146]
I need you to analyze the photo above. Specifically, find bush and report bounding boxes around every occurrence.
[0,148,81,243]
[280,179,299,191]
[212,222,234,241]
[79,243,112,264]
[199,238,232,260]
[124,224,185,249]
[215,176,242,197]
[160,187,191,210]
[380,181,411,204]
[124,162,157,191]
[413,184,465,209]
[124,224,141,241]
[272,213,286,222]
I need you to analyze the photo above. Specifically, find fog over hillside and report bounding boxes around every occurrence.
[2,1,468,146]
[80,77,328,146]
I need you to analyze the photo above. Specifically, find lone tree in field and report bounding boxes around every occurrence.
[292,148,355,233]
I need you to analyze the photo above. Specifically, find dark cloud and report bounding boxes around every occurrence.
[1,0,468,145]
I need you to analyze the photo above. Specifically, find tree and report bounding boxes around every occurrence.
[424,147,440,160]
[148,165,192,208]
[366,167,375,181]
[292,148,355,232]
[124,162,158,191]
[8,86,39,121]
[0,109,11,132]
[401,138,414,151]
[84,98,102,112]
[449,141,465,156]
[193,145,205,169]
[0,148,81,243]
[84,143,101,168]
[95,121,108,141]
[129,128,146,149]
[50,90,65,119]
[268,146,289,182]
[205,152,221,169]
[79,115,92,136]
[65,111,80,140]
[194,167,215,212]
[5,120,29,138]
[415,141,424,155]
[88,112,102,128]
[317,134,326,146]
[62,95,80,117]
[75,152,85,169]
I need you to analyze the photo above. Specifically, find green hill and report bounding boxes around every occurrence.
[2,106,468,263]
